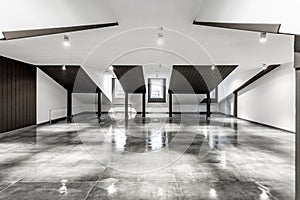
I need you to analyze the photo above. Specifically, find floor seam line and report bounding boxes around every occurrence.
[83,176,102,200]
[0,178,22,194]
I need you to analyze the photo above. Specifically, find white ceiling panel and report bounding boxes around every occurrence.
[0,0,117,31]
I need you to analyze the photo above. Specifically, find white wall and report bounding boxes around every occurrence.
[37,69,67,124]
[72,93,111,114]
[238,64,295,132]
[37,71,112,124]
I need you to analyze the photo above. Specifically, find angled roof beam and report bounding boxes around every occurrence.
[193,21,281,34]
[1,22,119,40]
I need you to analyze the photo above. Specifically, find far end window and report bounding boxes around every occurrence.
[148,78,166,103]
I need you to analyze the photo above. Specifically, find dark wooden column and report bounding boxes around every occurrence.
[206,92,211,120]
[125,92,129,119]
[169,91,172,118]
[142,92,146,118]
[67,91,72,122]
[233,91,238,118]
[97,90,102,119]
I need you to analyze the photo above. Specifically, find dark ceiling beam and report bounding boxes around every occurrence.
[1,22,119,40]
[233,64,280,93]
[169,65,238,94]
[38,65,100,93]
[193,21,281,34]
[113,65,146,93]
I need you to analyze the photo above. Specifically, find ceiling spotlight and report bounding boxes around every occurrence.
[157,33,164,45]
[260,32,267,43]
[262,64,267,70]
[211,64,216,70]
[63,35,70,47]
[109,66,114,71]
[62,65,67,71]
[157,27,164,45]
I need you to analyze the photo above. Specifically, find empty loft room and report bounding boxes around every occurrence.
[0,0,299,199]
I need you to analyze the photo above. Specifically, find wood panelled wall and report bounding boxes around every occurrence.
[0,56,36,133]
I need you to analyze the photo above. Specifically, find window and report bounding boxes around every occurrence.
[148,78,166,103]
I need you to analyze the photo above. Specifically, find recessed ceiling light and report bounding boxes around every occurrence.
[109,66,114,71]
[62,65,67,71]
[211,64,216,70]
[63,35,70,47]
[260,32,267,43]
[157,27,164,45]
[157,33,164,45]
[262,64,267,70]
[209,188,217,198]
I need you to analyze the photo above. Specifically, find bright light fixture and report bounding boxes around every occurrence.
[211,64,216,70]
[262,64,267,70]
[157,27,164,45]
[63,35,70,47]
[209,188,217,198]
[109,66,114,71]
[260,32,267,43]
[157,33,164,45]
[62,65,67,71]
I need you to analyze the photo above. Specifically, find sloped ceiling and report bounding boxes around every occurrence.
[0,0,296,101]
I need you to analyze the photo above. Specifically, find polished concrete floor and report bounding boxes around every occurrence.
[0,114,295,199]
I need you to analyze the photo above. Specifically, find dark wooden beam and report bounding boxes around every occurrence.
[38,65,99,93]
[125,93,129,119]
[169,65,237,94]
[193,21,281,34]
[233,91,238,118]
[113,65,146,94]
[2,22,119,40]
[67,91,72,123]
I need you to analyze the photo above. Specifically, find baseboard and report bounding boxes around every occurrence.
[237,117,294,134]
[216,112,234,117]
[135,112,220,115]
[136,112,168,114]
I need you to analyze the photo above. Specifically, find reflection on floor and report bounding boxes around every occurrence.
[0,114,295,200]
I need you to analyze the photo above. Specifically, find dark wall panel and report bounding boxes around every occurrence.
[0,56,36,134]
[2,59,8,132]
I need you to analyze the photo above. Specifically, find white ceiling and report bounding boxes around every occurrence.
[196,0,300,35]
[0,0,296,100]
[0,0,116,31]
